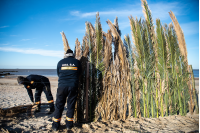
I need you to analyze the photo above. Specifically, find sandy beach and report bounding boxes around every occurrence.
[0,76,199,132]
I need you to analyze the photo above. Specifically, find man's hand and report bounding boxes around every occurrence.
[31,102,35,105]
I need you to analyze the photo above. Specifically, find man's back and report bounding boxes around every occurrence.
[26,74,47,81]
[57,56,82,87]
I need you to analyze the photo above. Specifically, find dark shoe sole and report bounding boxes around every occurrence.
[66,126,73,130]
[52,127,58,131]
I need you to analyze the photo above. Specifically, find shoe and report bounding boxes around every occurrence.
[52,126,59,131]
[66,126,73,130]
[52,122,59,131]
[66,124,73,130]
[47,107,55,114]
[66,120,73,130]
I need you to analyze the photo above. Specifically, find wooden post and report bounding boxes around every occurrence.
[85,62,89,121]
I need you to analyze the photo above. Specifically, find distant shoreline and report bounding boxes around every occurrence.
[0,69,56,70]
[0,69,57,77]
[0,69,199,78]
[0,75,58,78]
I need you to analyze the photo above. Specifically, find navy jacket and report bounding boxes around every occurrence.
[24,75,49,102]
[57,56,82,87]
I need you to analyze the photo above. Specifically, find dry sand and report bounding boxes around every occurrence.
[0,76,199,133]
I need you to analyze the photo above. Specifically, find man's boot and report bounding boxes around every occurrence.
[66,117,74,130]
[52,119,60,131]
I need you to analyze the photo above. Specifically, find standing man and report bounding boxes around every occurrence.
[17,75,55,114]
[52,49,82,131]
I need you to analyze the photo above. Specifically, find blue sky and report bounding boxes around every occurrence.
[0,0,199,69]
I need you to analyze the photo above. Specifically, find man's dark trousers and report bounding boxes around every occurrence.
[53,86,78,127]
[35,86,54,108]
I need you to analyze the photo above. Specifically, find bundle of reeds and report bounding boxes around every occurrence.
[126,0,198,117]
[60,0,198,122]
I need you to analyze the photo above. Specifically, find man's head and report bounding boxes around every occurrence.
[66,49,73,54]
[17,76,28,85]
[64,49,74,58]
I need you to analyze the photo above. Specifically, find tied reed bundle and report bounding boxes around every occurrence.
[59,0,197,122]
[169,11,198,115]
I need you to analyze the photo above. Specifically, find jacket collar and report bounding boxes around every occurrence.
[64,53,74,58]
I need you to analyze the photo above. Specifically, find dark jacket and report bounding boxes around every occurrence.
[24,74,50,102]
[57,56,82,87]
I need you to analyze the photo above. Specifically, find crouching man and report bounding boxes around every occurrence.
[17,74,55,114]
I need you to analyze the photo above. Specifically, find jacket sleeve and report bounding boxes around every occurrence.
[27,76,38,88]
[31,81,38,87]
[57,62,60,76]
[26,88,34,102]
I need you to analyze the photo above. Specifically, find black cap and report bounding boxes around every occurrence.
[66,49,73,54]
[17,76,26,84]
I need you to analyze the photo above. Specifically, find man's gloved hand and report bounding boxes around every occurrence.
[31,102,35,105]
